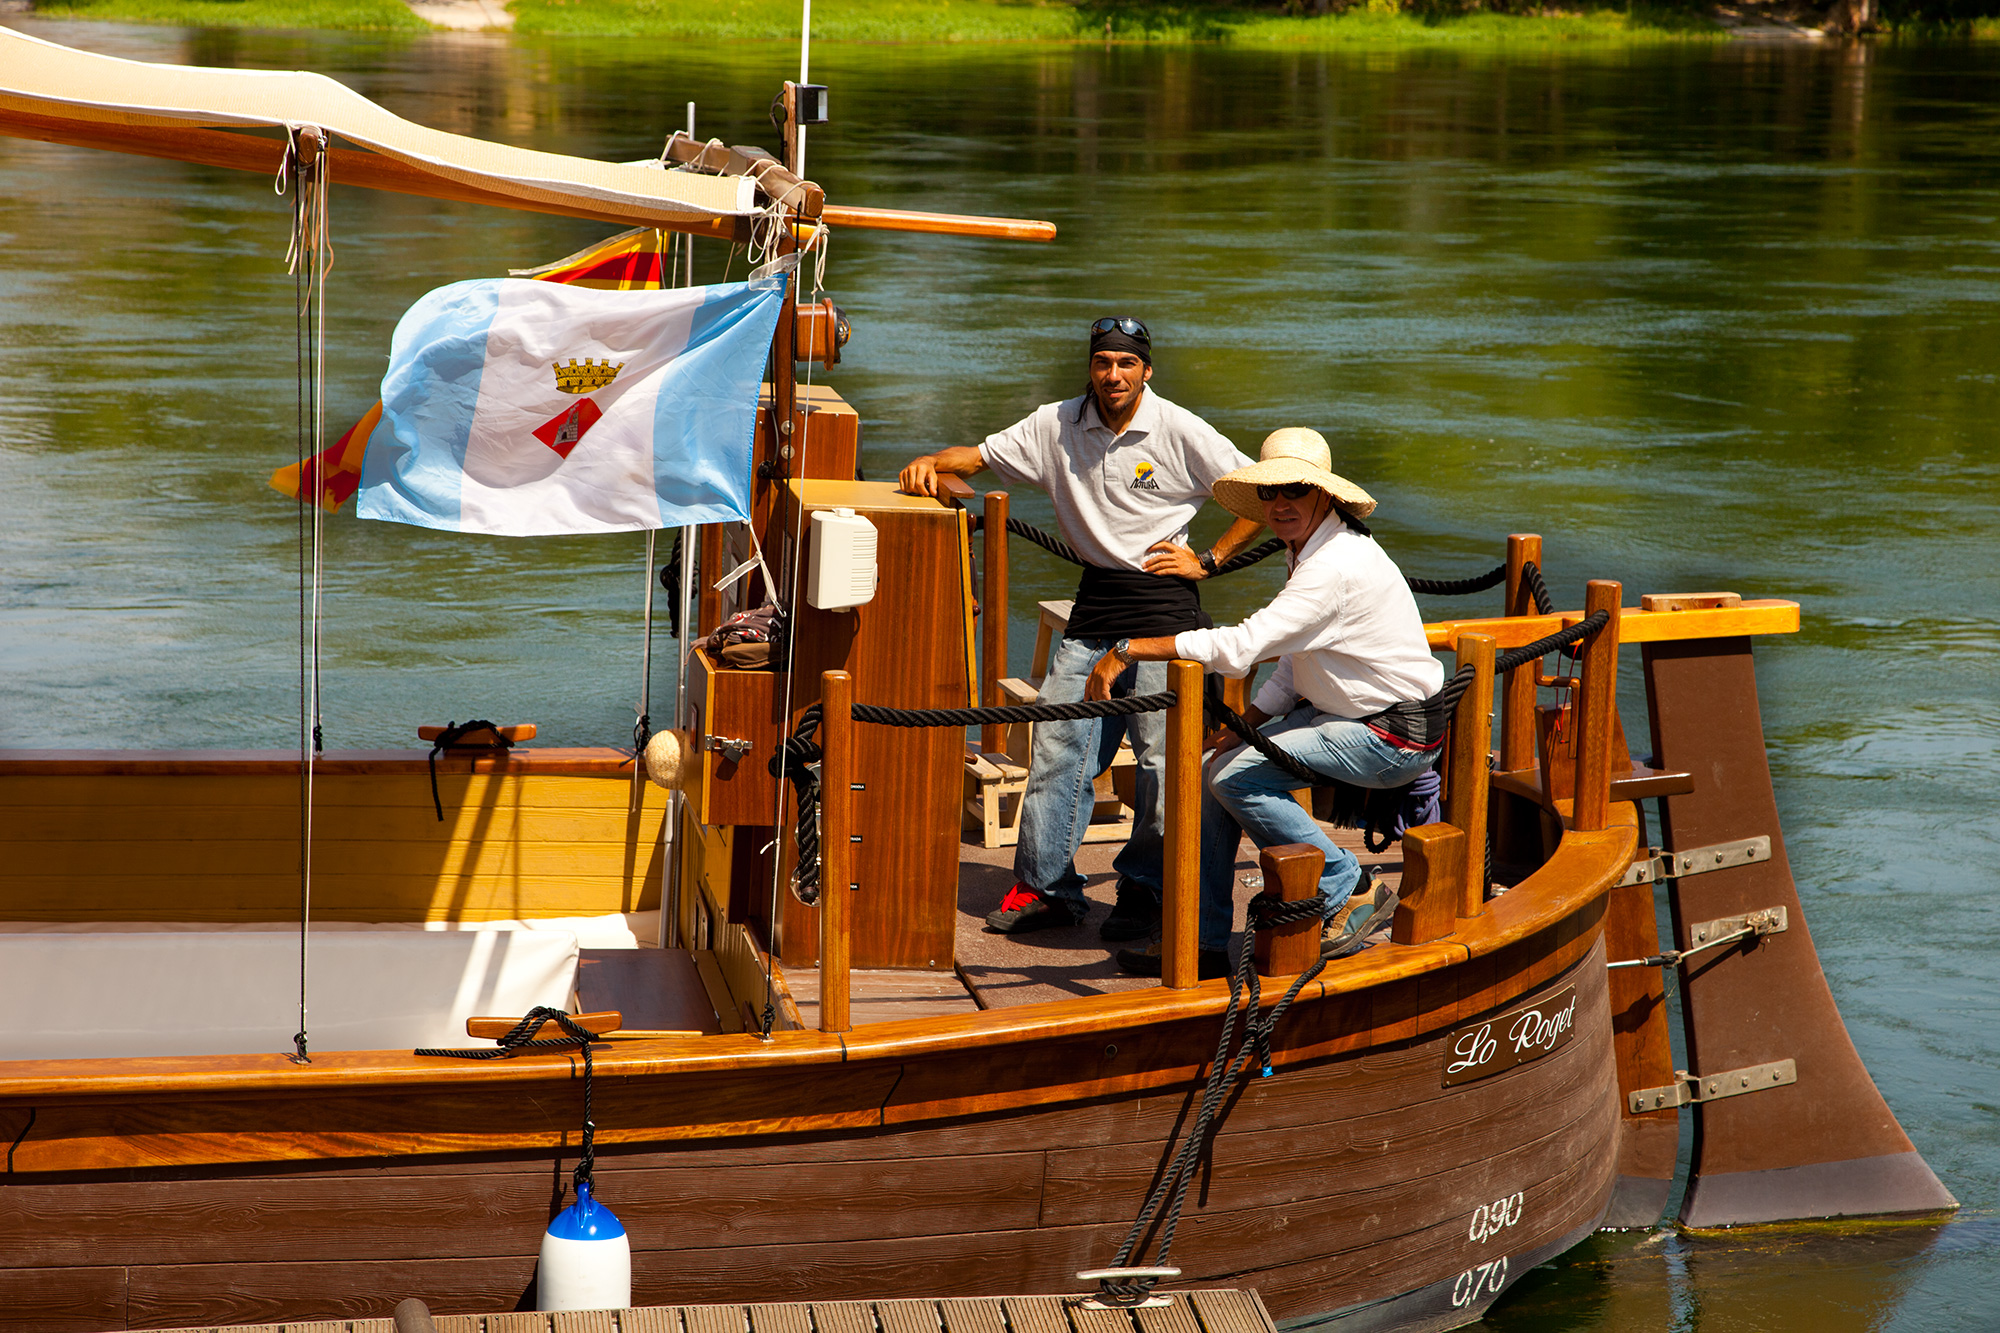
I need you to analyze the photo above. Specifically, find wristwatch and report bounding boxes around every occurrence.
[1112,639,1136,666]
[1197,549,1218,576]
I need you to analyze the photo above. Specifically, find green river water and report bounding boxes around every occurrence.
[0,20,1995,1329]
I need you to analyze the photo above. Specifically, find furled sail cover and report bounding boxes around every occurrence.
[0,25,754,225]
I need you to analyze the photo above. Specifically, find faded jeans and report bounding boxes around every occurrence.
[1013,635,1168,913]
[1199,704,1440,953]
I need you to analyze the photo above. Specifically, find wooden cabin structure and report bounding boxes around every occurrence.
[0,29,1955,1333]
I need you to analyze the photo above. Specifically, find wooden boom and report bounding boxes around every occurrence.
[0,107,1056,244]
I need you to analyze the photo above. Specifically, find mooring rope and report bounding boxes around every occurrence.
[425,721,513,822]
[415,1006,599,1189]
[1098,895,1329,1306]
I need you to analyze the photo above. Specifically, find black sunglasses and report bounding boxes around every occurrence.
[1091,316,1151,341]
[1256,482,1319,502]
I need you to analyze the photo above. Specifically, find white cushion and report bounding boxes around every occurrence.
[0,929,579,1061]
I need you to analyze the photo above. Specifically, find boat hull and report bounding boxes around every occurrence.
[0,937,1615,1333]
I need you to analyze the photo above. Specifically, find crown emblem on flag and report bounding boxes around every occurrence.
[553,358,626,395]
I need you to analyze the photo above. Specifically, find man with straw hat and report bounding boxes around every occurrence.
[899,317,1265,940]
[1085,428,1444,979]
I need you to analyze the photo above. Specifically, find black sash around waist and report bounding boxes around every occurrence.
[1064,565,1210,641]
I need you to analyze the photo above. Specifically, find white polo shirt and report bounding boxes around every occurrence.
[1174,514,1444,720]
[978,389,1252,573]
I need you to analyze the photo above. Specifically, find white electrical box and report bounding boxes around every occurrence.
[807,507,878,612]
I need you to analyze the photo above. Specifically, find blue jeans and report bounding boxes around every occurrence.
[1199,704,1440,953]
[1013,635,1168,913]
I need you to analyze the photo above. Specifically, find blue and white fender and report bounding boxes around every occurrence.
[537,1180,632,1311]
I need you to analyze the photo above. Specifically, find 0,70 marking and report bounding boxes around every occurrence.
[1450,1256,1509,1309]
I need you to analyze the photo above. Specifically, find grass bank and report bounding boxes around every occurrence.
[25,0,1727,42]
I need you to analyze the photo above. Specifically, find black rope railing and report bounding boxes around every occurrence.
[415,1006,599,1189]
[1520,560,1555,616]
[1004,515,1086,566]
[1001,515,1514,595]
[1099,900,1328,1306]
[852,694,1175,729]
[1211,538,1285,574]
[1408,562,1508,596]
[1494,609,1609,676]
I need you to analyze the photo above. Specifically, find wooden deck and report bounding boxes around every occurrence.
[130,1290,1279,1333]
[783,820,1416,1019]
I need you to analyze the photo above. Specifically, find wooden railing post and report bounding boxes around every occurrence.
[697,524,725,638]
[1162,659,1203,989]
[817,670,852,1033]
[1253,844,1323,978]
[1444,633,1496,919]
[1570,580,1622,833]
[1390,824,1465,946]
[1499,533,1542,773]
[982,491,1010,755]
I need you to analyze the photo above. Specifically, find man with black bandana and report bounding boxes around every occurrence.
[899,318,1264,938]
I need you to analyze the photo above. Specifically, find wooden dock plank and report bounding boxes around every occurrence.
[807,1302,877,1333]
[937,1298,1007,1333]
[551,1313,618,1333]
[619,1310,685,1333]
[684,1307,749,1333]
[749,1305,813,1333]
[1068,1304,1136,1333]
[873,1301,942,1333]
[1001,1297,1070,1333]
[1189,1290,1277,1333]
[488,1314,552,1333]
[1134,1296,1201,1333]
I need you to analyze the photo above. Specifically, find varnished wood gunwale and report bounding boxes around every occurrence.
[0,748,637,776]
[1425,599,1799,651]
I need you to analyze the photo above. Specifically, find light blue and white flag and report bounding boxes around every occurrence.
[356,276,785,537]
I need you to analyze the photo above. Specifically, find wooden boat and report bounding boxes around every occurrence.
[0,27,1955,1333]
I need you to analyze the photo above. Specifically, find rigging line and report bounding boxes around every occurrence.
[290,135,309,1066]
[291,127,333,1065]
[634,527,657,807]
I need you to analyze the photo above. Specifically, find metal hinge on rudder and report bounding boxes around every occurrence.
[1606,905,1788,971]
[1630,1059,1798,1113]
[1619,835,1773,887]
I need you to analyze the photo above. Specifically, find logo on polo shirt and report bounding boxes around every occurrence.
[1130,460,1161,491]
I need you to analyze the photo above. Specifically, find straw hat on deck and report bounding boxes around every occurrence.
[1212,428,1377,525]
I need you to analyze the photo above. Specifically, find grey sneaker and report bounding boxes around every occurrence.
[1322,876,1399,960]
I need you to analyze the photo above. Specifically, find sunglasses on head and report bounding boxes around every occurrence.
[1256,482,1319,502]
[1091,316,1150,340]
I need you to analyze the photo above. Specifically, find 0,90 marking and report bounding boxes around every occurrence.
[1450,1256,1509,1309]
[1468,1192,1524,1243]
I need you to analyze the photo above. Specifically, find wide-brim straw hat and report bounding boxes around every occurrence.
[1212,428,1377,526]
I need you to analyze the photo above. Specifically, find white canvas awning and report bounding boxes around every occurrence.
[0,24,757,234]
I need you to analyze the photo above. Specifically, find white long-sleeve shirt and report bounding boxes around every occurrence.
[1174,515,1444,720]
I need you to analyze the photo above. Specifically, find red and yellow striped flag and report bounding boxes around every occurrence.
[270,229,671,509]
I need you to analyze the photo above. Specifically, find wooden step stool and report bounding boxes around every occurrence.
[962,599,1136,849]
